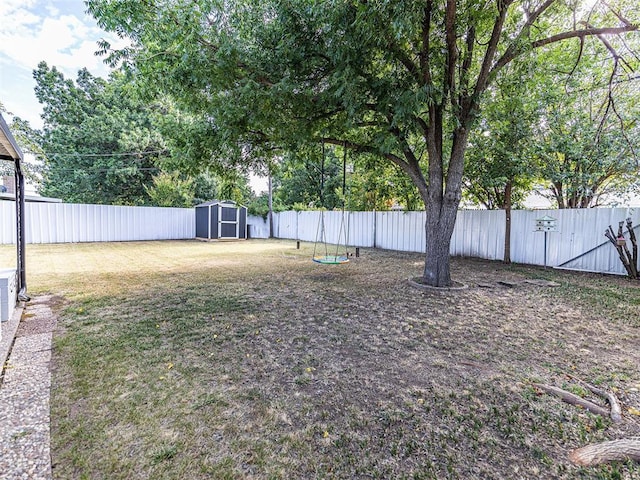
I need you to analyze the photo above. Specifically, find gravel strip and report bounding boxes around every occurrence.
[0,297,56,480]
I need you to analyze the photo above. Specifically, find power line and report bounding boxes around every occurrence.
[21,163,162,174]
[19,149,167,175]
[26,149,168,158]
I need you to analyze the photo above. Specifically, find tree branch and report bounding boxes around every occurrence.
[322,136,428,201]
[494,25,639,73]
[600,0,635,28]
[491,0,571,76]
[388,42,422,85]
[414,115,429,139]
[473,0,513,102]
[567,37,586,78]
[321,138,406,167]
[533,383,610,417]
[460,24,476,107]
[445,0,459,110]
[527,0,558,26]
[420,0,433,85]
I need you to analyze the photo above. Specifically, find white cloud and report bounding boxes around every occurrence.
[0,0,129,127]
[2,8,40,28]
[0,0,38,18]
[43,1,60,18]
[0,11,113,78]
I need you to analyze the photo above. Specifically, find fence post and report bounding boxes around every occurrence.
[373,210,377,248]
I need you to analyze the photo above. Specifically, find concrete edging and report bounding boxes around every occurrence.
[0,303,24,376]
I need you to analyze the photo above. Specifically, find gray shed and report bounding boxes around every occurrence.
[195,200,247,240]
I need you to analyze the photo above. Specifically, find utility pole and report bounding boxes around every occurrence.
[268,169,273,238]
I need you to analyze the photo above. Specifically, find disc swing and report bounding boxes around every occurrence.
[312,141,350,265]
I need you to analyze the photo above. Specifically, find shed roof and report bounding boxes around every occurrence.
[196,200,246,208]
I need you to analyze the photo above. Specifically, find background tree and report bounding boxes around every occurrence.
[535,86,639,208]
[26,64,257,207]
[0,103,44,190]
[247,191,286,218]
[89,0,638,286]
[145,171,195,207]
[464,65,538,262]
[464,82,536,210]
[8,116,46,189]
[150,99,257,205]
[273,147,422,212]
[276,146,344,210]
[213,170,252,205]
[527,37,640,208]
[192,171,221,205]
[538,123,638,208]
[33,62,165,205]
[346,153,423,211]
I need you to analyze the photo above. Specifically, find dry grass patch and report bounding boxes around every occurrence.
[1,240,639,479]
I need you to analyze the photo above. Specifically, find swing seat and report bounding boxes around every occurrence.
[312,255,349,265]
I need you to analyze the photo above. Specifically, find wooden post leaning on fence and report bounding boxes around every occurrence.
[605,218,638,279]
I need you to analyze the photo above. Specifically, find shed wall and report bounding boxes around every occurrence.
[195,206,209,238]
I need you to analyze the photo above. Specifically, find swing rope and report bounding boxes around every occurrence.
[312,140,350,265]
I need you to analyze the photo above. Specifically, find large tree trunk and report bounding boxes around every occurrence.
[423,202,458,286]
[421,131,466,287]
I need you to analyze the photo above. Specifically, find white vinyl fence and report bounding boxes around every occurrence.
[0,201,194,244]
[1,200,637,275]
[263,208,638,276]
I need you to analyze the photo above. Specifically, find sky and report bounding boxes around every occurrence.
[0,0,124,129]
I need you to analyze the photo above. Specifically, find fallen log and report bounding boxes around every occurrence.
[569,439,640,466]
[533,383,610,417]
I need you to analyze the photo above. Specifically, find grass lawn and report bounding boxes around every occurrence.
[2,239,639,479]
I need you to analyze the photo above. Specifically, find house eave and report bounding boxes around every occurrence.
[0,115,24,162]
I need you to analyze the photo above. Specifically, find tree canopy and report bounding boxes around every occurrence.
[532,41,640,208]
[23,62,257,207]
[33,62,167,205]
[464,65,538,212]
[88,0,638,285]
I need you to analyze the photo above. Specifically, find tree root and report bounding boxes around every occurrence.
[533,383,610,417]
[581,382,623,424]
[569,439,640,466]
[532,379,638,467]
[533,379,622,423]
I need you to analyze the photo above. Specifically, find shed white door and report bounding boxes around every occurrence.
[218,205,239,239]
